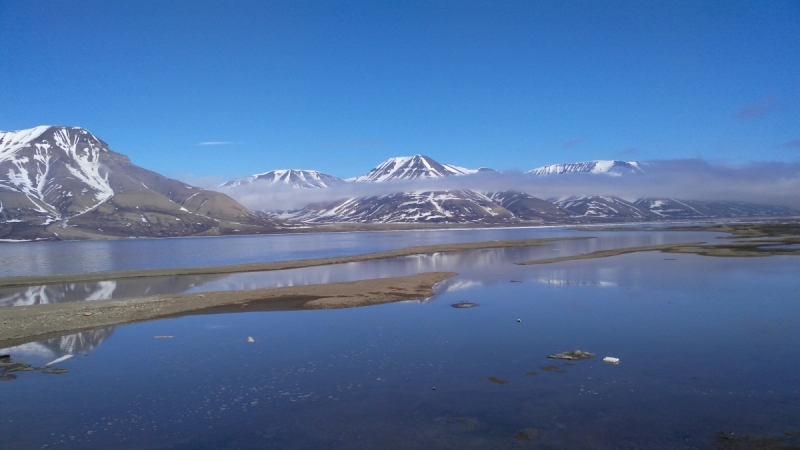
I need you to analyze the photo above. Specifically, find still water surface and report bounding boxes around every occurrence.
[1,229,798,449]
[1,228,719,307]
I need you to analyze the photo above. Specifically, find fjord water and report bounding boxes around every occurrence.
[1,230,798,449]
[0,226,713,278]
[1,228,720,307]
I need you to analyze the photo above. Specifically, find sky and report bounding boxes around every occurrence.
[0,0,798,181]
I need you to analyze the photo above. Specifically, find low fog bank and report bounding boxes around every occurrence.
[213,160,800,212]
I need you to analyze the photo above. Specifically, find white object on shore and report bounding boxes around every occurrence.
[44,355,73,367]
[603,357,620,364]
[247,337,255,343]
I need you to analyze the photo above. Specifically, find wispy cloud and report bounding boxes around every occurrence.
[734,95,777,120]
[783,139,800,150]
[322,139,385,150]
[213,159,800,212]
[197,141,236,146]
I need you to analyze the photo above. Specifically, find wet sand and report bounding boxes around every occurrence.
[0,272,456,348]
[0,237,587,288]
[518,239,800,265]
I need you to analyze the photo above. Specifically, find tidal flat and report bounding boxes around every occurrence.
[1,223,798,449]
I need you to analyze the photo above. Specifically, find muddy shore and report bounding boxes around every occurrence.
[0,272,456,348]
[0,237,587,288]
[518,239,800,265]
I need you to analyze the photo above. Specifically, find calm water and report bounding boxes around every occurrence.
[0,229,721,307]
[0,227,588,278]
[1,230,798,449]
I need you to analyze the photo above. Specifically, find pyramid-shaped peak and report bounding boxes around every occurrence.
[353,154,476,182]
[222,169,344,188]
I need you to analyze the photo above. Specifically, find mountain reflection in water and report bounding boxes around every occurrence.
[0,230,718,308]
[0,328,113,362]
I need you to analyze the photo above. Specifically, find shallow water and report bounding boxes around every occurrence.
[0,227,586,278]
[1,230,798,449]
[0,229,719,307]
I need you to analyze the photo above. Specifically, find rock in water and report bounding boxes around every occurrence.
[42,368,69,374]
[548,350,595,360]
[451,302,478,308]
[514,428,540,441]
[603,356,620,364]
[247,337,255,343]
[1,362,33,372]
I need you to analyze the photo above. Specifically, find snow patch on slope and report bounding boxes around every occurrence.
[528,160,643,176]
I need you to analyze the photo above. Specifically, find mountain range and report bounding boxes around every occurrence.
[1,126,797,242]
[226,155,798,224]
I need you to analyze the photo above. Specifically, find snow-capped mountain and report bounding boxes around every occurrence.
[280,190,516,224]
[484,192,570,221]
[351,155,476,182]
[222,169,344,188]
[258,155,797,224]
[0,126,286,241]
[552,196,651,219]
[268,155,515,223]
[528,160,643,176]
[633,199,800,219]
[1,125,115,224]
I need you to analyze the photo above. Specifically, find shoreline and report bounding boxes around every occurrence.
[0,236,588,288]
[518,239,800,265]
[4,221,798,347]
[0,272,457,348]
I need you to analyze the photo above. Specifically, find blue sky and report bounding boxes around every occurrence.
[1,0,798,180]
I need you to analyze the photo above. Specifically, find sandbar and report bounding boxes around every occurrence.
[0,272,456,348]
[518,239,800,265]
[0,237,588,288]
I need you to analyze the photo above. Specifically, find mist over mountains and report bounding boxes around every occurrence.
[218,155,800,223]
[1,125,797,241]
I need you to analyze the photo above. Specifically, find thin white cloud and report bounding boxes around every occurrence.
[197,141,235,146]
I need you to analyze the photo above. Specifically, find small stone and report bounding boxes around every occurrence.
[487,376,509,385]
[548,350,595,360]
[451,302,478,308]
[514,428,540,441]
[247,337,255,343]
[603,357,620,364]
[517,319,521,322]
[432,387,436,390]
[83,312,93,316]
